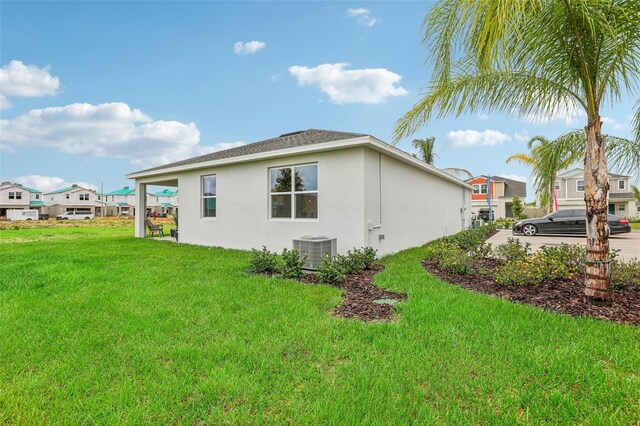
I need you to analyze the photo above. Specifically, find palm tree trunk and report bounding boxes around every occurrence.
[583,115,611,303]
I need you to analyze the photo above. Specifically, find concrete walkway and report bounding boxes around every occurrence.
[486,229,640,261]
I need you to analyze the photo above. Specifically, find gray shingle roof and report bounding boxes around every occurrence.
[134,129,368,174]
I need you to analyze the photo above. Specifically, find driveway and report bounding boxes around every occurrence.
[487,229,640,261]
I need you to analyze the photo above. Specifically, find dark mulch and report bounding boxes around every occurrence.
[299,264,407,322]
[424,258,640,325]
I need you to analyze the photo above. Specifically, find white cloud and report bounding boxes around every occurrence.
[446,129,512,148]
[0,102,245,168]
[10,175,98,193]
[477,113,489,121]
[499,173,527,183]
[514,130,530,142]
[233,41,266,55]
[288,63,407,104]
[0,60,60,110]
[601,116,626,131]
[346,8,378,26]
[520,98,585,125]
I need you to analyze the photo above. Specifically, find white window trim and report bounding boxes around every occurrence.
[473,183,488,195]
[268,163,319,221]
[8,192,15,199]
[201,174,217,219]
[576,180,584,192]
[618,180,625,190]
[554,181,560,190]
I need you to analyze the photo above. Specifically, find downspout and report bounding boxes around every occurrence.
[367,153,383,246]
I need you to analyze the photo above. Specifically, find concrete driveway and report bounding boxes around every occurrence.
[487,229,640,261]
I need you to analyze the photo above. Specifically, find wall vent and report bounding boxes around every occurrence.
[292,236,337,270]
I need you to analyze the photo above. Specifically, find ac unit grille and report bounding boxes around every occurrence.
[292,236,337,270]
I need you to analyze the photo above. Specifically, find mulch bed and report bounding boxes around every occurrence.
[299,264,407,322]
[424,258,640,325]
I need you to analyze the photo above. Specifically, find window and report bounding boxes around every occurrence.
[97,195,101,201]
[619,204,626,212]
[270,164,318,219]
[473,184,488,194]
[15,192,22,200]
[202,175,217,217]
[35,194,40,200]
[79,194,90,201]
[552,210,573,219]
[8,192,15,199]
[554,181,560,190]
[576,180,584,191]
[66,193,70,199]
[618,180,625,190]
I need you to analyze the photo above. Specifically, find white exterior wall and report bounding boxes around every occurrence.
[176,148,367,253]
[0,185,31,208]
[46,188,96,207]
[364,149,471,255]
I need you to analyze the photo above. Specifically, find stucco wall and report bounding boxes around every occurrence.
[364,149,470,255]
[176,147,367,254]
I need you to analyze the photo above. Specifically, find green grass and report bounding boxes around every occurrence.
[1,227,639,424]
[631,222,640,231]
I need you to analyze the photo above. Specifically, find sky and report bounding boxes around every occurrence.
[1,1,637,199]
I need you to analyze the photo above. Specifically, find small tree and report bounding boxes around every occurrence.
[511,195,524,219]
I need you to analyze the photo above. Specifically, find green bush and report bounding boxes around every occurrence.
[471,242,493,259]
[441,223,496,252]
[494,237,531,263]
[248,246,279,275]
[437,242,473,275]
[495,260,539,286]
[362,247,378,269]
[280,248,307,280]
[612,258,640,289]
[316,254,345,284]
[538,244,585,277]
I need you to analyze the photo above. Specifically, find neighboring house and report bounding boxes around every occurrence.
[127,129,473,256]
[555,168,638,217]
[43,184,97,216]
[0,182,44,216]
[466,175,527,218]
[154,189,178,215]
[104,187,161,216]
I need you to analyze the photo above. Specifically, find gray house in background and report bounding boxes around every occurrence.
[555,168,638,217]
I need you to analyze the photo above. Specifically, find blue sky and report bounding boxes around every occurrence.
[1,1,637,198]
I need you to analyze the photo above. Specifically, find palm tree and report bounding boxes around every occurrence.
[412,137,437,164]
[506,134,582,214]
[633,185,640,204]
[394,0,640,303]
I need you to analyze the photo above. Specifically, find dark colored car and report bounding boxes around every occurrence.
[475,207,493,222]
[513,209,631,236]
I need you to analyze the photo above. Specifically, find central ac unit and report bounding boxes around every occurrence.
[292,236,337,270]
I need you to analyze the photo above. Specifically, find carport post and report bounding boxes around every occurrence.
[135,181,147,238]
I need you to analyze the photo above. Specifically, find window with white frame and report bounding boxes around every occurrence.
[619,204,625,212]
[79,193,90,201]
[15,192,22,200]
[66,193,70,199]
[35,194,40,199]
[202,175,217,218]
[8,192,15,199]
[554,181,560,190]
[270,164,318,219]
[576,180,584,191]
[618,180,625,190]
[473,184,488,194]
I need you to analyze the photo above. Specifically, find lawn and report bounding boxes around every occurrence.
[1,227,639,424]
[631,222,640,231]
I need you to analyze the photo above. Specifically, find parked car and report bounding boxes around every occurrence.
[56,210,94,220]
[39,213,50,220]
[513,209,631,236]
[475,207,494,222]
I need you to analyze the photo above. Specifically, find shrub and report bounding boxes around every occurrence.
[512,195,525,219]
[441,224,496,252]
[362,247,378,269]
[280,248,307,280]
[538,244,585,277]
[437,242,473,275]
[316,254,345,284]
[336,248,373,275]
[495,260,539,286]
[494,238,531,263]
[612,258,640,290]
[471,242,493,259]
[248,246,279,275]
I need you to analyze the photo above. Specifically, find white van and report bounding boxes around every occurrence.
[7,209,39,221]
[56,210,94,220]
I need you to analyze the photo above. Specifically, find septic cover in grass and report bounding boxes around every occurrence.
[372,298,399,305]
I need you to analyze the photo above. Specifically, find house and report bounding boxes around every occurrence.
[43,184,97,216]
[0,182,44,216]
[466,175,527,218]
[555,168,638,216]
[103,187,161,216]
[154,189,179,215]
[126,129,473,256]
